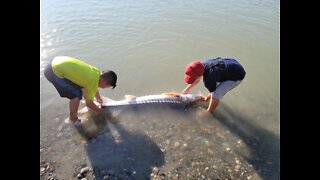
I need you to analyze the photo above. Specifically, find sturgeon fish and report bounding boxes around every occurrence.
[66,92,205,125]
[64,93,204,137]
[100,92,205,107]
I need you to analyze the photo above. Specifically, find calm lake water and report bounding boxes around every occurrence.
[40,0,279,179]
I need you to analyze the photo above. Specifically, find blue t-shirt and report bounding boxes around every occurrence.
[202,58,246,92]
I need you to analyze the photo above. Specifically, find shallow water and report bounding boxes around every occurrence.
[40,0,279,179]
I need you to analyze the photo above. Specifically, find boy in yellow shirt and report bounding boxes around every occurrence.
[44,56,117,125]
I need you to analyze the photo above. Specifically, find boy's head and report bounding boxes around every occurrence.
[184,61,205,84]
[99,70,117,89]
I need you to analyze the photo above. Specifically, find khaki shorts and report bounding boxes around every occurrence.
[212,80,242,99]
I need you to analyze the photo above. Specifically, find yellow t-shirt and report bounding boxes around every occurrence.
[51,56,100,101]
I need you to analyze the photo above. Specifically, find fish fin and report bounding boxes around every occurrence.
[161,92,180,97]
[124,95,136,100]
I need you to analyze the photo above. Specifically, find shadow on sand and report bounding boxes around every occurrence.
[74,111,165,180]
[214,103,280,180]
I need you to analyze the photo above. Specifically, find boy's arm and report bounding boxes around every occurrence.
[85,98,103,112]
[182,76,202,94]
[95,91,103,104]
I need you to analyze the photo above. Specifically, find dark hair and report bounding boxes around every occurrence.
[101,70,117,89]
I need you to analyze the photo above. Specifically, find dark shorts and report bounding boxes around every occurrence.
[44,60,83,100]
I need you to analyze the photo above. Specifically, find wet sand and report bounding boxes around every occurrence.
[40,103,279,180]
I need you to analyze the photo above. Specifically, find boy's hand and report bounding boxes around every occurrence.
[96,97,103,104]
[182,89,189,94]
[199,95,207,101]
[204,94,211,101]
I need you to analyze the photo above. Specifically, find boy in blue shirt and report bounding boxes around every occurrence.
[182,57,246,113]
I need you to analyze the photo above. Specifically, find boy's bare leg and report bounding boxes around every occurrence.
[207,97,219,113]
[69,98,80,122]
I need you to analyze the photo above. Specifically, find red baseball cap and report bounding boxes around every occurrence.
[184,61,205,84]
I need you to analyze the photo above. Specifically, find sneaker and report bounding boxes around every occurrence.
[73,119,82,126]
[64,118,78,124]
